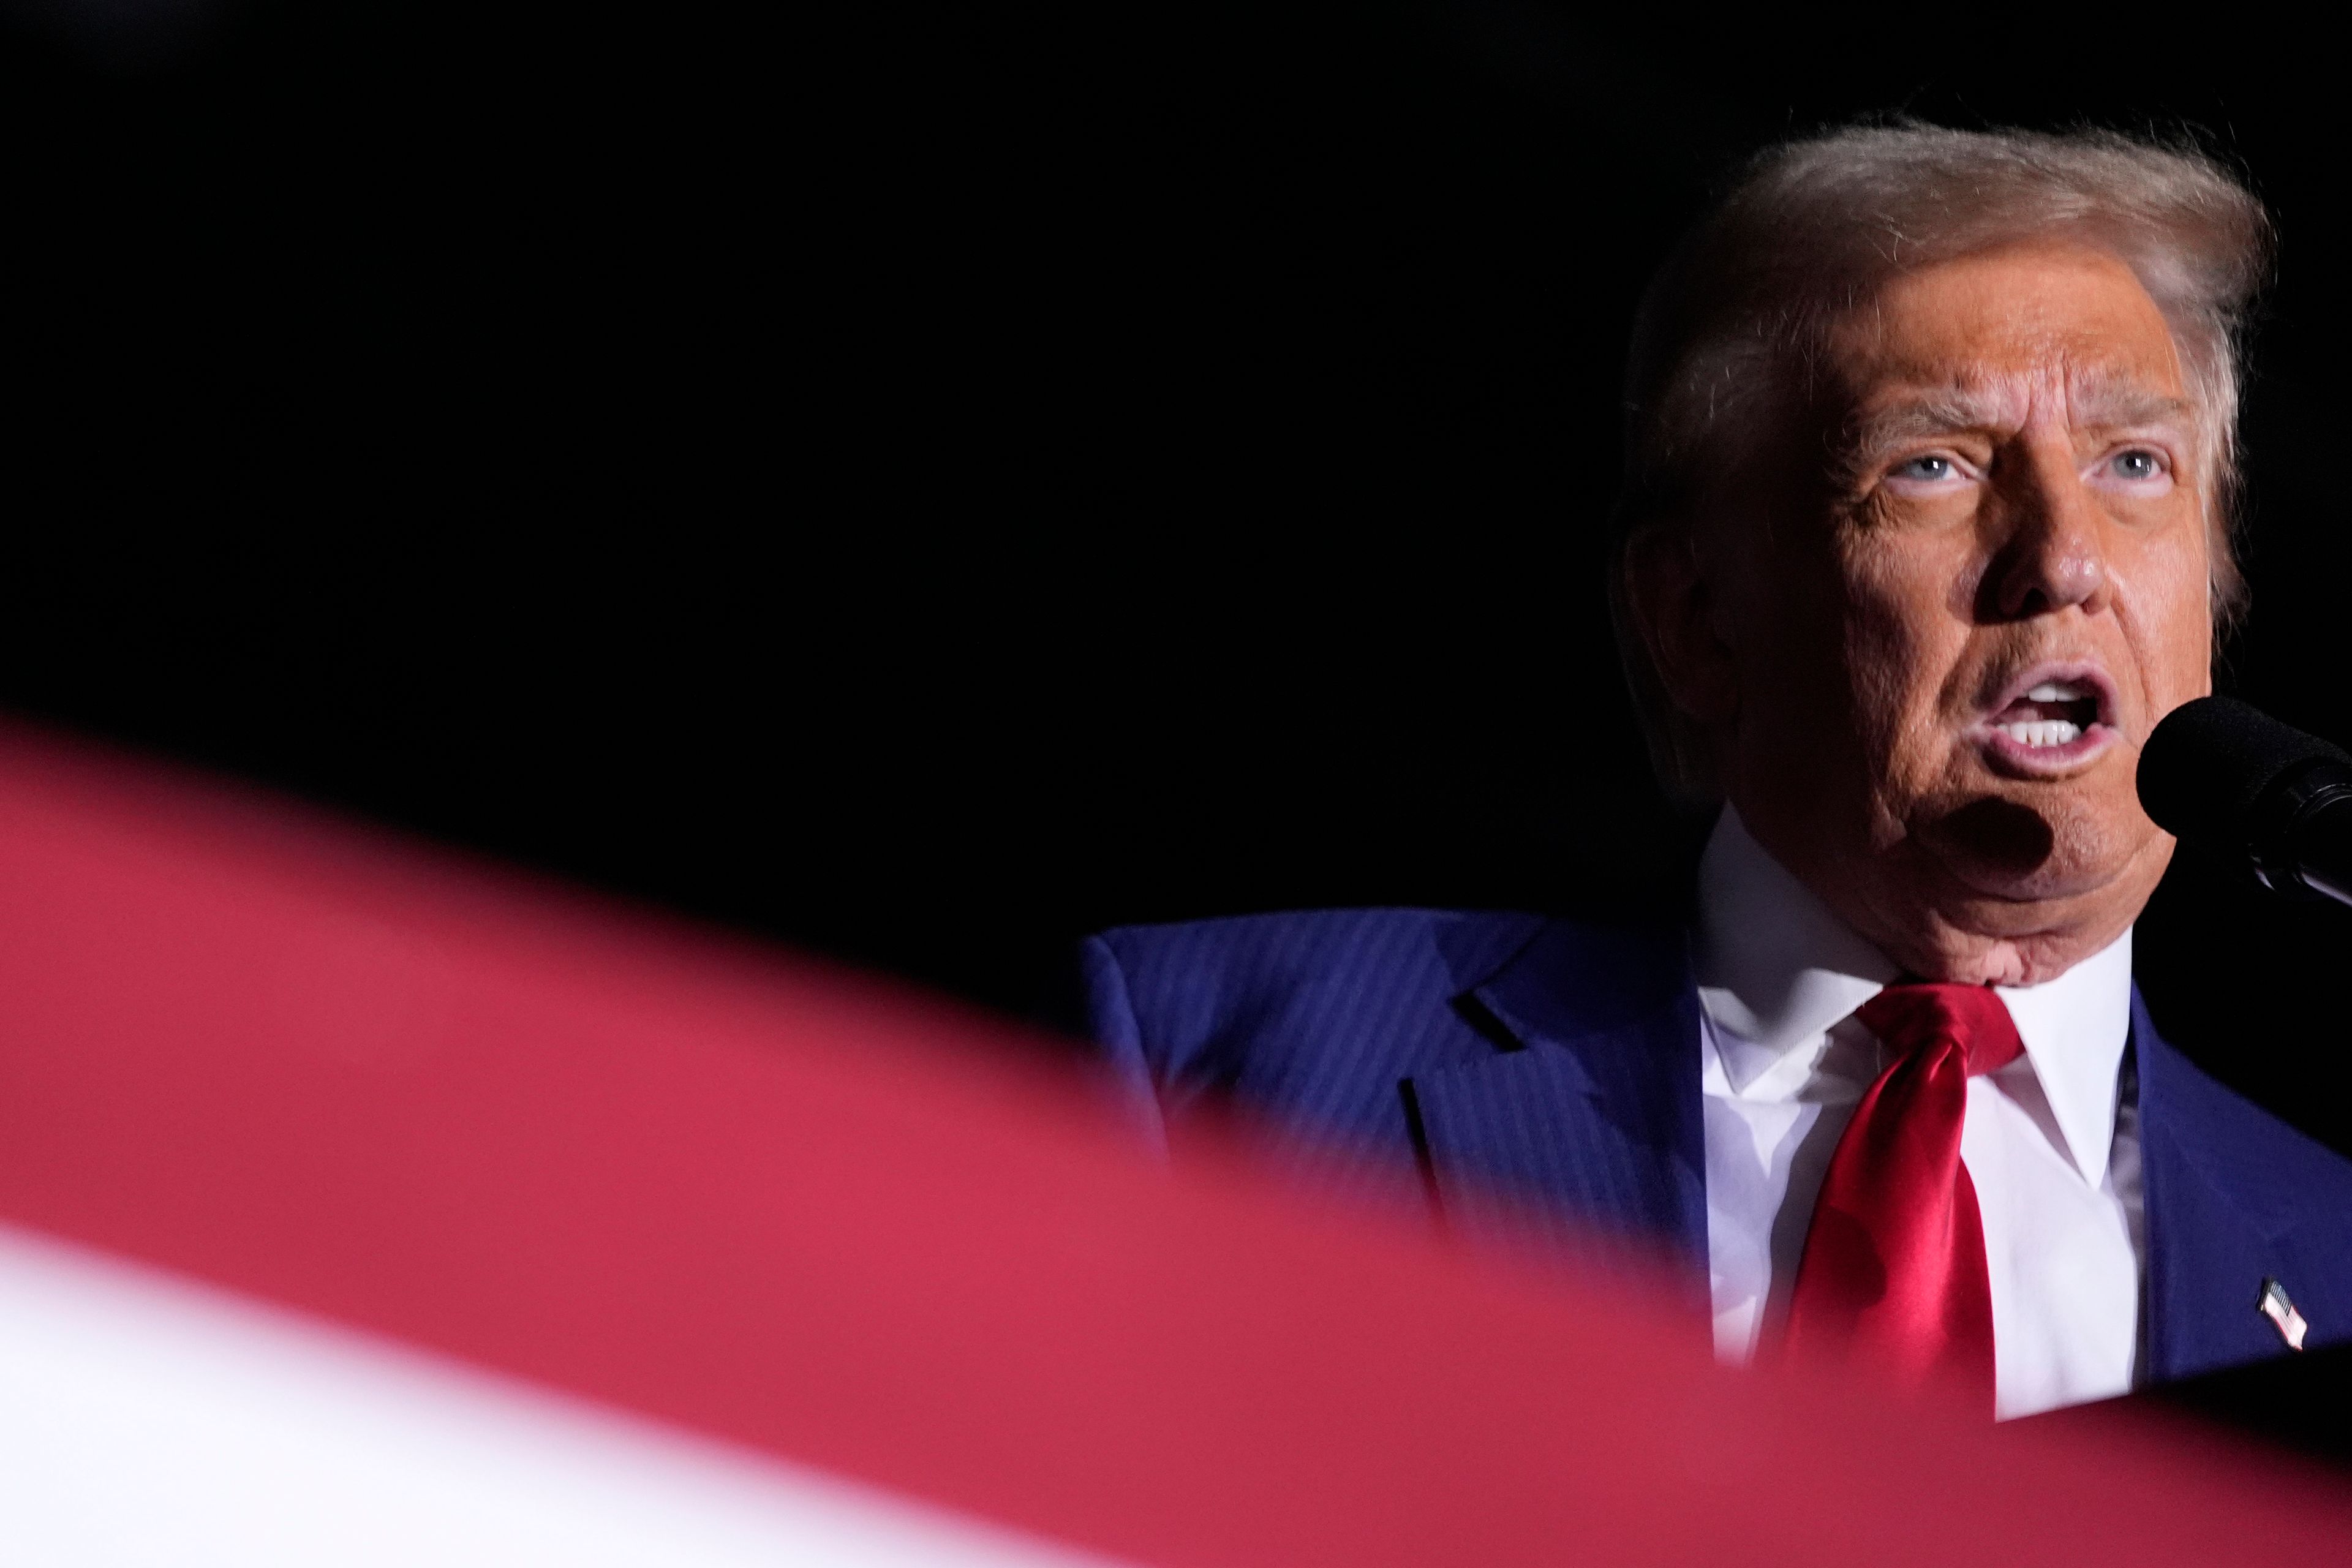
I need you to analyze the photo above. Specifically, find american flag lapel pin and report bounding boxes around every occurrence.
[2258,1278,2309,1352]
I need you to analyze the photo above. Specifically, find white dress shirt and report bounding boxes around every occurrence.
[1695,807,2145,1419]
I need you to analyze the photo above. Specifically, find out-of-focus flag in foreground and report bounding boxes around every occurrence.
[0,722,2344,1567]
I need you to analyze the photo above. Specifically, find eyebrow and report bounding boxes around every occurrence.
[1843,380,2198,461]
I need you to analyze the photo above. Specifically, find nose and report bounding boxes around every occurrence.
[1981,443,2112,622]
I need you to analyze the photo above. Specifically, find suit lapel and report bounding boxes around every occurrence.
[2135,993,2302,1381]
[1406,919,1708,1301]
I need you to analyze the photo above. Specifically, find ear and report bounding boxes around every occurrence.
[1620,524,1740,726]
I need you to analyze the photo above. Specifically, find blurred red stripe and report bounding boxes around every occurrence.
[0,718,2338,1565]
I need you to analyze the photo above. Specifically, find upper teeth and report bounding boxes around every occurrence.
[2026,681,2087,703]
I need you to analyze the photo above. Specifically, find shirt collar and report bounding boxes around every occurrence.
[1694,807,1895,1081]
[1994,930,2132,1188]
[1694,805,2132,1186]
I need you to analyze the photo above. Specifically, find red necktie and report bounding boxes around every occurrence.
[1781,982,2024,1413]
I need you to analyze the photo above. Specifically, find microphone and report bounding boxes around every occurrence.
[2138,696,2352,908]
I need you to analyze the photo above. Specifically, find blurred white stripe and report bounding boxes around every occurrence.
[0,1223,1119,1567]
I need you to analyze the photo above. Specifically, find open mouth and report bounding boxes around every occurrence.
[1973,665,2119,774]
[1988,679,2103,750]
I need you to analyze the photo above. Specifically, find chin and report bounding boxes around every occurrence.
[1934,851,2119,904]
[1911,771,2150,902]
[1887,790,2169,983]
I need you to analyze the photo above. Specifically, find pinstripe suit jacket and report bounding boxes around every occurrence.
[1078,907,2352,1384]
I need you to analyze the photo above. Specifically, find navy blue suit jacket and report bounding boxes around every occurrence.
[1079,907,2352,1384]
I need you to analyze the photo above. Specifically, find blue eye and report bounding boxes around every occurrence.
[1893,455,1957,482]
[2111,449,2163,480]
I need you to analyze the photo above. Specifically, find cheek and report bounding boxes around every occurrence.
[2117,517,2215,700]
[1839,540,1969,762]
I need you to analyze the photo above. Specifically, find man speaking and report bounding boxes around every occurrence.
[1075,125,2352,1418]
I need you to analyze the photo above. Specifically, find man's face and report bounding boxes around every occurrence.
[1692,245,2214,983]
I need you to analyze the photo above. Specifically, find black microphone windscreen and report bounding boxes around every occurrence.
[2138,696,2352,843]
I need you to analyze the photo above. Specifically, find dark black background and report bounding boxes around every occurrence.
[6,4,2352,1148]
